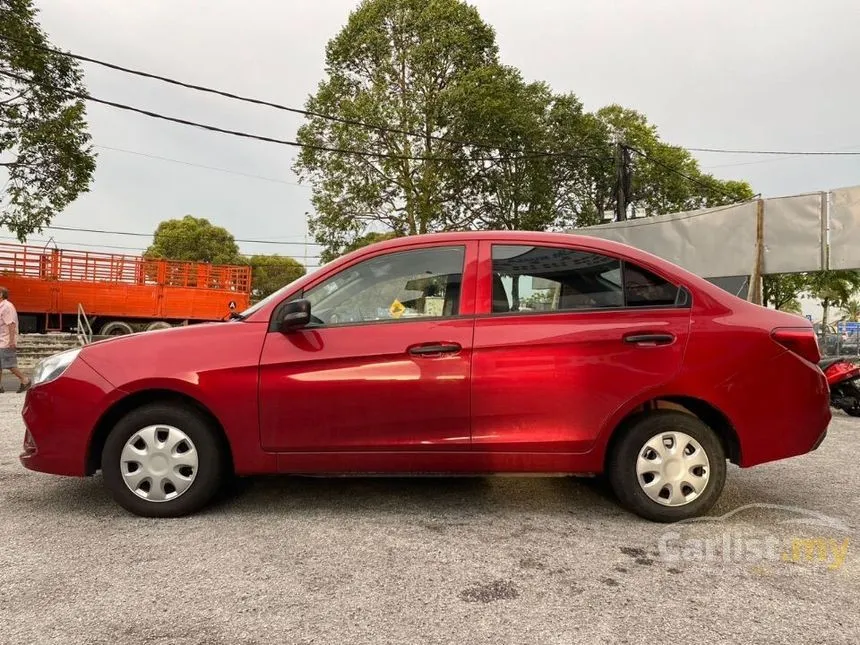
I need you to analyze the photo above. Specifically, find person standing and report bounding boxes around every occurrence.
[0,287,31,393]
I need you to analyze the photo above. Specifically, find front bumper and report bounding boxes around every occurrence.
[20,357,119,477]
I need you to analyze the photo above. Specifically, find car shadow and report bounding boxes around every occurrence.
[209,473,627,521]
[9,466,828,527]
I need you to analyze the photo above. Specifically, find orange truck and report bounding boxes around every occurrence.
[0,242,251,335]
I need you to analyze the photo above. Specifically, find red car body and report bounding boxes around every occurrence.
[21,231,830,489]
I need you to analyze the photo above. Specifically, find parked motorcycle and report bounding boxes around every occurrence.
[820,357,860,416]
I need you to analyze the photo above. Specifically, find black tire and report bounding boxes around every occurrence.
[101,403,226,518]
[145,321,172,332]
[607,411,726,523]
[99,320,134,336]
[844,407,860,418]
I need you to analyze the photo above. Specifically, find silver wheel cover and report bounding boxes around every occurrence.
[120,425,199,502]
[636,431,710,507]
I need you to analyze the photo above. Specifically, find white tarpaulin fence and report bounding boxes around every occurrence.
[580,186,860,278]
[830,186,860,270]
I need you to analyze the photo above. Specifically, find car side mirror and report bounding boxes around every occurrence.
[278,299,312,333]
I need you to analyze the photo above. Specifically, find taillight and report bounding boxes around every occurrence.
[772,327,821,363]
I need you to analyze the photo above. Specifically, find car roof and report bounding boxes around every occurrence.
[366,230,671,268]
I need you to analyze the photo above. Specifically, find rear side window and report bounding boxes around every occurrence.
[491,245,623,312]
[624,263,680,307]
[490,245,684,313]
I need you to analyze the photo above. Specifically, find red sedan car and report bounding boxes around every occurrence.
[20,231,830,521]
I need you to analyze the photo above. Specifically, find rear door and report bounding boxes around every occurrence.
[471,242,692,453]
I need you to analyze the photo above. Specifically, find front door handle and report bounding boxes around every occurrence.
[623,332,675,346]
[408,342,462,357]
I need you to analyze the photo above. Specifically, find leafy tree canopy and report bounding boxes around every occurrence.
[763,273,809,312]
[764,270,860,329]
[841,299,860,323]
[295,0,499,259]
[0,0,96,239]
[145,215,241,265]
[294,0,755,260]
[322,230,399,263]
[249,254,306,300]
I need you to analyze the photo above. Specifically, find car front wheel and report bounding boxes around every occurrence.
[607,411,727,522]
[101,403,226,517]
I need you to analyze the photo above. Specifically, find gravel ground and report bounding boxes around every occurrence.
[1,392,858,644]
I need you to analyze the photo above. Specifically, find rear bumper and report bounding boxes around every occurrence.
[19,358,118,477]
[722,351,831,468]
[811,428,828,452]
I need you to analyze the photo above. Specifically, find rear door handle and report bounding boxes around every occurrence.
[408,342,462,357]
[623,332,675,346]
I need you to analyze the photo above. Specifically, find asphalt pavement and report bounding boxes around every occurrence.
[1,392,858,644]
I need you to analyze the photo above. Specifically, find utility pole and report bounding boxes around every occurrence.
[615,141,632,221]
[302,211,309,269]
[746,198,765,305]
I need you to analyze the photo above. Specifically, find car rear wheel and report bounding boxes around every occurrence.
[607,411,726,522]
[101,403,225,517]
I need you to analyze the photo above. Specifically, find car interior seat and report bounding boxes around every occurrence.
[492,274,511,313]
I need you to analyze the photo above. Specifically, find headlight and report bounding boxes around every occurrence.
[32,348,81,387]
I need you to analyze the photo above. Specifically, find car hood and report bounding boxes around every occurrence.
[86,322,219,349]
[78,320,266,390]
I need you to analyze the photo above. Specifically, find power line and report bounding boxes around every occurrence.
[1,69,552,163]
[688,146,860,156]
[702,143,860,170]
[1,235,146,252]
[44,224,324,247]
[0,33,560,156]
[94,145,311,188]
[627,146,746,201]
[0,235,322,266]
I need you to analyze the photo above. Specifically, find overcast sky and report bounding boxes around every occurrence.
[20,0,860,266]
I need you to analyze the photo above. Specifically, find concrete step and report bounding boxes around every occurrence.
[15,333,84,368]
[17,333,79,344]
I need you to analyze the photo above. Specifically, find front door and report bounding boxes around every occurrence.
[259,243,477,452]
[471,242,692,453]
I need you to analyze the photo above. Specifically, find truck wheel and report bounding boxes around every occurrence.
[99,321,134,336]
[607,411,726,523]
[145,321,172,332]
[101,402,226,518]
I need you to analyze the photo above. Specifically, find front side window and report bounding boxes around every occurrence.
[491,245,624,313]
[303,246,465,325]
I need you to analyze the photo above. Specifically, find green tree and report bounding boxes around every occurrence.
[145,215,241,265]
[805,270,860,331]
[779,299,802,315]
[0,0,96,239]
[841,299,860,322]
[549,105,754,227]
[323,230,399,263]
[445,65,557,231]
[249,254,306,300]
[543,97,613,227]
[295,0,756,257]
[294,0,500,259]
[763,273,807,311]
